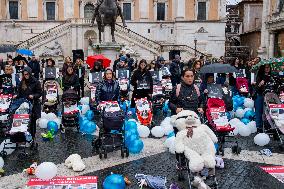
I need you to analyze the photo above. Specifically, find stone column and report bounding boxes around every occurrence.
[176,0,185,20]
[268,32,275,58]
[258,0,270,59]
[139,0,149,20]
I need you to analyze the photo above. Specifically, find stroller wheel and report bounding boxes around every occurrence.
[232,145,241,154]
[0,151,7,158]
[177,170,185,181]
[279,144,284,151]
[99,149,103,159]
[18,152,28,159]
[60,125,66,134]
[30,142,38,151]
[104,150,107,159]
[121,147,124,158]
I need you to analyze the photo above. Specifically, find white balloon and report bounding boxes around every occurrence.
[164,136,175,148]
[166,137,176,154]
[41,112,47,119]
[254,133,270,146]
[137,125,150,138]
[247,121,257,133]
[81,105,90,115]
[39,118,49,129]
[229,118,242,128]
[160,117,174,135]
[46,113,57,121]
[0,139,16,155]
[235,109,245,118]
[35,162,58,180]
[231,125,239,136]
[238,125,251,137]
[80,97,90,105]
[244,98,254,109]
[151,126,164,138]
[0,157,4,169]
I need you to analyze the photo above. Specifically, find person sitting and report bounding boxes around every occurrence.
[95,68,120,104]
[0,65,20,94]
[62,66,80,93]
[130,59,153,108]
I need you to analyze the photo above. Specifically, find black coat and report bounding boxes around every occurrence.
[169,81,203,114]
[28,60,40,79]
[131,69,153,95]
[17,76,42,119]
[95,80,120,103]
[62,74,80,91]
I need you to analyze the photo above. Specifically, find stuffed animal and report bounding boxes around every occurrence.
[215,156,224,168]
[65,154,86,172]
[192,176,211,189]
[23,162,37,175]
[172,110,218,172]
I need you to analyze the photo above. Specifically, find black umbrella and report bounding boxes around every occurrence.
[200,63,238,74]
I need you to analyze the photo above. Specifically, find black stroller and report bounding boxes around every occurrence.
[92,101,129,159]
[150,70,165,114]
[0,98,38,158]
[61,89,80,133]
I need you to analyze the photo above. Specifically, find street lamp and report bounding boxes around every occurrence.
[194,38,197,58]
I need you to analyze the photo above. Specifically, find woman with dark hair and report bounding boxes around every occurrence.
[62,66,80,92]
[62,56,73,76]
[95,67,120,104]
[169,68,204,114]
[192,60,202,84]
[46,58,55,67]
[91,61,103,73]
[130,59,153,108]
[254,64,272,131]
[15,67,42,139]
[74,58,86,97]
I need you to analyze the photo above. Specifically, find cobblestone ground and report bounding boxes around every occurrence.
[0,87,283,188]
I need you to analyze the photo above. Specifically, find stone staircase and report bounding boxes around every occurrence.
[16,18,205,58]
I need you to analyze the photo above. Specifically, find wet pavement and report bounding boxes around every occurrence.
[0,90,283,188]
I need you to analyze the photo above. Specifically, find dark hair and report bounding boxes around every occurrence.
[138,59,147,70]
[181,68,195,77]
[103,67,115,80]
[192,60,202,72]
[257,64,271,79]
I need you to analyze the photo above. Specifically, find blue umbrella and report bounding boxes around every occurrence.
[16,49,33,56]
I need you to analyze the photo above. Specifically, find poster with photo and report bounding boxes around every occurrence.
[150,70,162,84]
[260,166,284,184]
[269,104,284,119]
[44,67,59,79]
[116,70,129,79]
[233,69,246,78]
[210,107,229,126]
[137,79,150,90]
[26,176,98,189]
[0,94,12,112]
[89,72,103,83]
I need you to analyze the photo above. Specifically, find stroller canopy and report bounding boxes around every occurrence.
[62,89,79,101]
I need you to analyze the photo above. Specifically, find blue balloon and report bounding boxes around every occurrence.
[84,121,97,134]
[47,121,58,133]
[85,110,94,121]
[126,134,139,147]
[214,143,219,153]
[79,116,87,124]
[103,174,126,189]
[167,131,175,138]
[128,139,144,154]
[80,119,90,132]
[125,121,137,131]
[127,128,139,136]
[241,118,250,125]
[244,110,255,120]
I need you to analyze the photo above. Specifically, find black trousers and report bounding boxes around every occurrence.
[78,78,84,97]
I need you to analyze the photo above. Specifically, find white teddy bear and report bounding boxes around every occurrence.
[172,110,218,172]
[65,154,86,172]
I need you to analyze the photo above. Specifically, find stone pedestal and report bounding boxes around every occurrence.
[93,42,123,67]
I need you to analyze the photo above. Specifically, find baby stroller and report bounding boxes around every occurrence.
[161,66,172,98]
[0,98,37,158]
[263,92,284,150]
[235,69,249,95]
[61,89,80,133]
[88,71,103,110]
[92,101,129,159]
[42,80,59,113]
[205,84,240,155]
[116,69,130,102]
[0,94,13,133]
[150,70,165,113]
[135,98,153,126]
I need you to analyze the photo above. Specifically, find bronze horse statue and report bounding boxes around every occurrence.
[91,0,126,43]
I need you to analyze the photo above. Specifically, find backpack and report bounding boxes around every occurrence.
[176,84,200,97]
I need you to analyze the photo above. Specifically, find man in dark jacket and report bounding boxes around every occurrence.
[170,55,183,86]
[28,55,40,79]
[113,54,123,72]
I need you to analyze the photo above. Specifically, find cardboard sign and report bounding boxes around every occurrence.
[27,176,98,188]
[116,70,129,79]
[11,114,30,133]
[210,107,229,126]
[89,72,103,83]
[43,67,59,79]
[0,94,12,112]
[119,79,129,91]
[233,69,246,78]
[137,79,150,90]
[90,85,97,102]
[207,84,223,99]
[150,70,162,84]
[153,85,163,96]
[99,101,120,112]
[161,79,172,92]
[260,166,284,183]
[269,104,284,119]
[161,67,171,76]
[280,92,284,103]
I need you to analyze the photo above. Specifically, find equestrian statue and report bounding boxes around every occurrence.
[91,0,127,43]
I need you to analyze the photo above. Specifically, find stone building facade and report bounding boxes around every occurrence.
[0,0,227,60]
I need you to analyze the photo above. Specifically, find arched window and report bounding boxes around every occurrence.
[84,3,95,19]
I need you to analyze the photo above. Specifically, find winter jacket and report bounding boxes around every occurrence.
[28,60,40,79]
[95,80,120,103]
[62,73,80,91]
[169,81,203,114]
[17,73,42,119]
[131,69,153,95]
[73,65,86,79]
[169,60,183,78]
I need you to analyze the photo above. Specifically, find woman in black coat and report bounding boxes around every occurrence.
[16,66,42,138]
[62,66,80,93]
[74,58,86,97]
[130,59,153,108]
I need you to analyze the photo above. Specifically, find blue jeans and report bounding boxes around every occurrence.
[255,94,264,128]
